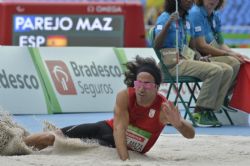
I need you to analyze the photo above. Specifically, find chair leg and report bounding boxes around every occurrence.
[184,82,200,119]
[174,83,184,105]
[166,84,173,99]
[220,106,234,125]
[186,82,199,108]
[171,82,197,126]
[179,92,197,126]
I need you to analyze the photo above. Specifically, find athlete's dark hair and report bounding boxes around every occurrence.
[124,55,162,87]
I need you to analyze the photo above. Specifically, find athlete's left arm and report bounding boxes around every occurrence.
[160,101,195,139]
[175,119,195,139]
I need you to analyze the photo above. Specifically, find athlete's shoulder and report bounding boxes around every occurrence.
[157,93,167,103]
[116,88,128,98]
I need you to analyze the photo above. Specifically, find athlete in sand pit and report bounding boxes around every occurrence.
[17,56,195,160]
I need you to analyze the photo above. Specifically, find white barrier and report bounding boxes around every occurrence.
[233,48,250,57]
[35,47,126,113]
[0,46,249,118]
[0,46,48,114]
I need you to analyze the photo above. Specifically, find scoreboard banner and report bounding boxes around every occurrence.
[13,15,124,47]
[0,1,146,47]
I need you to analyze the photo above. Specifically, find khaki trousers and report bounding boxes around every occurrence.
[209,56,241,96]
[165,60,233,111]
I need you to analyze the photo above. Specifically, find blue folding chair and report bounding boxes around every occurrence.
[148,26,234,126]
[148,27,201,126]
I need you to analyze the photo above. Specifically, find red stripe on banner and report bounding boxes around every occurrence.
[230,62,250,114]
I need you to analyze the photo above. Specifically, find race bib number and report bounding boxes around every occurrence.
[126,125,152,152]
[182,45,195,60]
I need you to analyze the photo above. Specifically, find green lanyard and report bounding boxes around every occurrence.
[179,18,188,51]
[207,14,223,44]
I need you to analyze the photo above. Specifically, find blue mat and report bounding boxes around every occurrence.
[13,112,250,136]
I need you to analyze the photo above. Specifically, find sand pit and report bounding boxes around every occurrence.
[1,134,250,166]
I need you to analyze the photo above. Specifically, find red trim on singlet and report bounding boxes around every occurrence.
[105,87,167,153]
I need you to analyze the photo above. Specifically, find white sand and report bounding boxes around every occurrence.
[1,134,250,166]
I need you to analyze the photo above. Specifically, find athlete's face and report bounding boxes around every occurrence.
[134,72,158,107]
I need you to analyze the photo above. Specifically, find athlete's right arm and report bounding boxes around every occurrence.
[113,89,129,161]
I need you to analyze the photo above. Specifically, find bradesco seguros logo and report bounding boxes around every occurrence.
[46,60,77,95]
